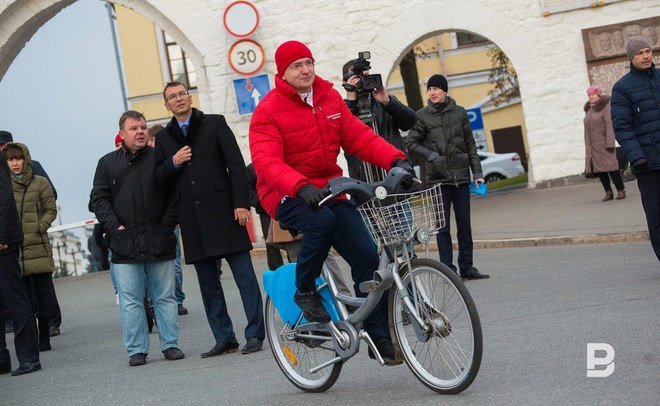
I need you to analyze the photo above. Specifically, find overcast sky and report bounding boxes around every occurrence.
[0,0,124,226]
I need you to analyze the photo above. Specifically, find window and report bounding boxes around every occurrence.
[456,32,489,48]
[163,32,197,88]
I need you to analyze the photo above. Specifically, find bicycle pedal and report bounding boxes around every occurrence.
[359,280,379,293]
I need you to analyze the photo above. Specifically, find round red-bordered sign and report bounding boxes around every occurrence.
[228,39,265,75]
[223,1,259,38]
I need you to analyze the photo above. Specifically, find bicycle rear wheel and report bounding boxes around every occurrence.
[388,258,482,394]
[265,296,342,392]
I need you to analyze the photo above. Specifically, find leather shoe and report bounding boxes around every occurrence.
[11,362,41,376]
[200,342,239,358]
[461,267,490,280]
[163,347,185,360]
[241,337,263,354]
[177,304,189,315]
[0,362,11,375]
[49,325,60,337]
[129,353,147,366]
[616,190,626,200]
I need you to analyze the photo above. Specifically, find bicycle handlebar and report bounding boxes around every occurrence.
[320,167,421,206]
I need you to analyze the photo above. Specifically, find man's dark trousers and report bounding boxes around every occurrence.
[193,251,265,344]
[277,198,389,340]
[0,246,39,367]
[636,170,660,261]
[436,184,474,272]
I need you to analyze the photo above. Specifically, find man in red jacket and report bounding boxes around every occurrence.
[249,40,412,364]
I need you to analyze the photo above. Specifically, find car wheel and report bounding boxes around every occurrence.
[485,173,505,183]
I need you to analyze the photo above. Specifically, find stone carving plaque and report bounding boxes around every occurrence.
[583,17,660,94]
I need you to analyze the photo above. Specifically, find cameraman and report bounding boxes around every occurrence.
[342,59,417,181]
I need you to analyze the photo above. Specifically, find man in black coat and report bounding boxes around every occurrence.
[90,110,184,367]
[154,82,265,356]
[0,153,41,376]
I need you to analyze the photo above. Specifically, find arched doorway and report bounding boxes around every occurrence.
[387,30,529,185]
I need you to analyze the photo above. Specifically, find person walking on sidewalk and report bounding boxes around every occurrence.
[4,143,58,352]
[583,85,625,201]
[0,148,41,376]
[611,36,660,262]
[406,74,489,280]
[153,82,264,357]
[90,110,184,366]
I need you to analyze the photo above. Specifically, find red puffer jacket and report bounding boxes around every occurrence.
[249,75,406,218]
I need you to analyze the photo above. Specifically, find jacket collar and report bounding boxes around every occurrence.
[630,62,656,78]
[584,94,610,113]
[166,108,204,144]
[425,96,456,113]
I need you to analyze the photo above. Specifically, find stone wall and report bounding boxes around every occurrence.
[2,0,660,184]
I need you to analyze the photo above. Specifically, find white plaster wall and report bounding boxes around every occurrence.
[2,0,660,183]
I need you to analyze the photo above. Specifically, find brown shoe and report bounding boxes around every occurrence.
[602,191,614,201]
[616,190,626,200]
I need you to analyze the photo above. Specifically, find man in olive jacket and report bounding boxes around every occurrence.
[407,74,489,280]
[90,110,183,367]
[153,82,264,357]
[0,154,41,376]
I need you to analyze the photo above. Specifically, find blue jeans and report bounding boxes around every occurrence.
[436,184,474,271]
[193,251,265,343]
[277,198,388,339]
[112,260,180,357]
[174,227,185,305]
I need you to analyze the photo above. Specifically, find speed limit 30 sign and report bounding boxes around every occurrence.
[228,39,265,76]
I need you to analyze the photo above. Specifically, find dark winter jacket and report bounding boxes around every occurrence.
[344,95,417,181]
[0,153,23,254]
[406,97,483,185]
[583,95,618,174]
[90,146,177,264]
[249,74,406,218]
[153,108,252,264]
[611,63,660,172]
[9,143,56,275]
[246,163,267,216]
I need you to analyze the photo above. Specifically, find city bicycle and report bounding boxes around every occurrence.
[262,168,482,394]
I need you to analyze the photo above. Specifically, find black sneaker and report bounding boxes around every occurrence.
[163,347,185,360]
[129,353,148,366]
[294,290,331,323]
[368,337,401,366]
[460,266,490,280]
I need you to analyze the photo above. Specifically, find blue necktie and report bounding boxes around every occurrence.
[181,124,188,137]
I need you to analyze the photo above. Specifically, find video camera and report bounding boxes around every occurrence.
[342,51,383,93]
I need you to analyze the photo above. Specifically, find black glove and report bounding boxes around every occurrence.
[427,151,443,163]
[392,159,416,177]
[632,158,651,172]
[297,184,326,209]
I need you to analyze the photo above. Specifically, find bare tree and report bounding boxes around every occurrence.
[399,48,423,111]
[487,47,520,106]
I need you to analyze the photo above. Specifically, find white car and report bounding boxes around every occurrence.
[477,151,525,183]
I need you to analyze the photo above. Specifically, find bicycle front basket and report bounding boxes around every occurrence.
[357,184,445,248]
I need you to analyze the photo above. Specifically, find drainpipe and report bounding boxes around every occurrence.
[105,2,129,111]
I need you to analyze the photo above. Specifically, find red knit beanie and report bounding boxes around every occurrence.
[114,132,122,146]
[275,40,314,76]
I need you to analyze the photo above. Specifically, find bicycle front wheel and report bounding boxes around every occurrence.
[388,258,483,394]
[264,296,342,393]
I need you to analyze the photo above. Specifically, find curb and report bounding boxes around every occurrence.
[248,231,650,257]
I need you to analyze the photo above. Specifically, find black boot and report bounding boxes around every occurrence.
[38,318,51,352]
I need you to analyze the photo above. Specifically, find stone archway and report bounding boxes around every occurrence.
[0,0,212,110]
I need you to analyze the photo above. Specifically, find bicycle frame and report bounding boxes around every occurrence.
[283,240,437,372]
